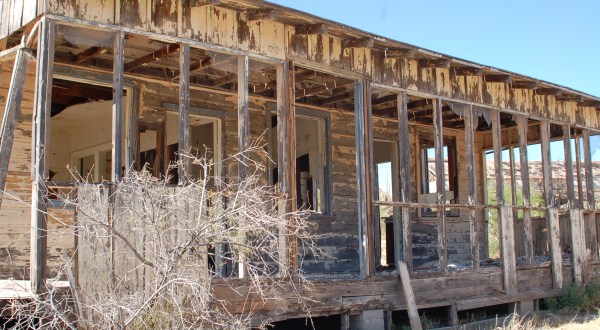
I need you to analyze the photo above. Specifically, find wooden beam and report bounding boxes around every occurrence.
[540,121,563,289]
[451,66,483,76]
[355,79,375,278]
[73,45,109,64]
[516,116,534,265]
[296,81,353,99]
[433,98,448,272]
[342,37,374,49]
[385,48,416,59]
[418,58,450,69]
[583,130,595,209]
[277,61,297,275]
[397,92,412,271]
[211,73,237,87]
[295,23,329,35]
[464,105,479,269]
[244,9,278,22]
[372,94,397,106]
[31,18,55,294]
[398,261,422,330]
[485,74,512,84]
[191,0,220,6]
[556,93,584,103]
[124,43,180,72]
[536,88,561,96]
[0,48,31,208]
[511,81,538,90]
[112,31,125,182]
[178,44,190,183]
[319,91,353,106]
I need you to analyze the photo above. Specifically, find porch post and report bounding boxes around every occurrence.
[433,98,447,272]
[112,31,124,182]
[178,43,190,182]
[237,54,249,278]
[516,116,534,265]
[396,92,412,270]
[464,105,480,268]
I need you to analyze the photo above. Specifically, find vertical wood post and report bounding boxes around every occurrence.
[540,121,563,289]
[127,87,139,171]
[396,92,412,270]
[433,98,447,272]
[492,109,517,294]
[178,43,190,183]
[0,47,31,208]
[237,55,249,278]
[355,79,374,278]
[464,105,480,268]
[583,130,595,209]
[112,31,124,182]
[276,61,297,274]
[516,116,534,264]
[31,18,55,294]
[564,124,585,285]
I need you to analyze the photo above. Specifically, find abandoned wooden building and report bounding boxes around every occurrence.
[1,0,600,328]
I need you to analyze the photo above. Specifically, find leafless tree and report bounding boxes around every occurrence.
[2,144,321,329]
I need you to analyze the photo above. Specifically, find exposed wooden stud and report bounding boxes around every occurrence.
[516,116,534,265]
[398,261,422,330]
[485,74,513,84]
[583,130,595,209]
[464,105,480,268]
[511,81,538,90]
[127,87,139,172]
[397,92,412,271]
[433,98,447,272]
[342,37,374,49]
[178,43,190,183]
[385,48,416,59]
[372,94,398,106]
[238,55,249,278]
[355,79,374,278]
[540,121,563,289]
[418,58,450,69]
[73,45,109,64]
[112,30,125,182]
[295,23,329,35]
[277,61,297,274]
[296,81,353,99]
[319,91,353,106]
[448,303,459,326]
[451,66,483,76]
[211,73,237,87]
[244,9,278,22]
[0,47,31,208]
[124,43,180,72]
[31,18,55,294]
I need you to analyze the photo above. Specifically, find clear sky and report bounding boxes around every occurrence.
[269,0,600,97]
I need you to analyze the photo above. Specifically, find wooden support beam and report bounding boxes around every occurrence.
[31,18,55,294]
[397,92,412,271]
[398,261,422,330]
[355,79,375,278]
[295,23,329,35]
[385,48,416,59]
[451,66,483,76]
[112,31,125,182]
[433,98,448,272]
[126,87,139,171]
[211,73,237,87]
[124,43,180,72]
[238,55,249,278]
[73,45,109,64]
[556,93,584,103]
[464,105,480,268]
[0,47,31,208]
[372,94,397,106]
[191,0,220,6]
[319,91,353,106]
[244,9,278,22]
[418,58,450,69]
[583,130,595,209]
[485,74,513,84]
[540,121,563,289]
[516,116,534,265]
[536,88,561,96]
[492,109,517,294]
[342,37,374,49]
[511,81,538,90]
[178,44,190,183]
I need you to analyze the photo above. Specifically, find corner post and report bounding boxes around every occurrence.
[31,18,55,293]
[433,98,447,272]
[396,92,412,270]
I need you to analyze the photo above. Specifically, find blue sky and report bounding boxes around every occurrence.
[269,0,600,97]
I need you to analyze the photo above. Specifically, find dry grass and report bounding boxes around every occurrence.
[497,313,600,330]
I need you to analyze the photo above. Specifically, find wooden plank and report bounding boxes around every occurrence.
[355,79,374,278]
[397,92,412,271]
[398,261,422,330]
[0,47,31,208]
[237,54,249,278]
[464,105,479,268]
[30,18,55,294]
[516,116,534,264]
[276,61,297,274]
[433,98,447,272]
[178,43,190,182]
[112,30,125,182]
[127,87,139,171]
[570,209,585,286]
[500,205,517,294]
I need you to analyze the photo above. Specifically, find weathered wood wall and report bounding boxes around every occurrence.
[0,0,39,40]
